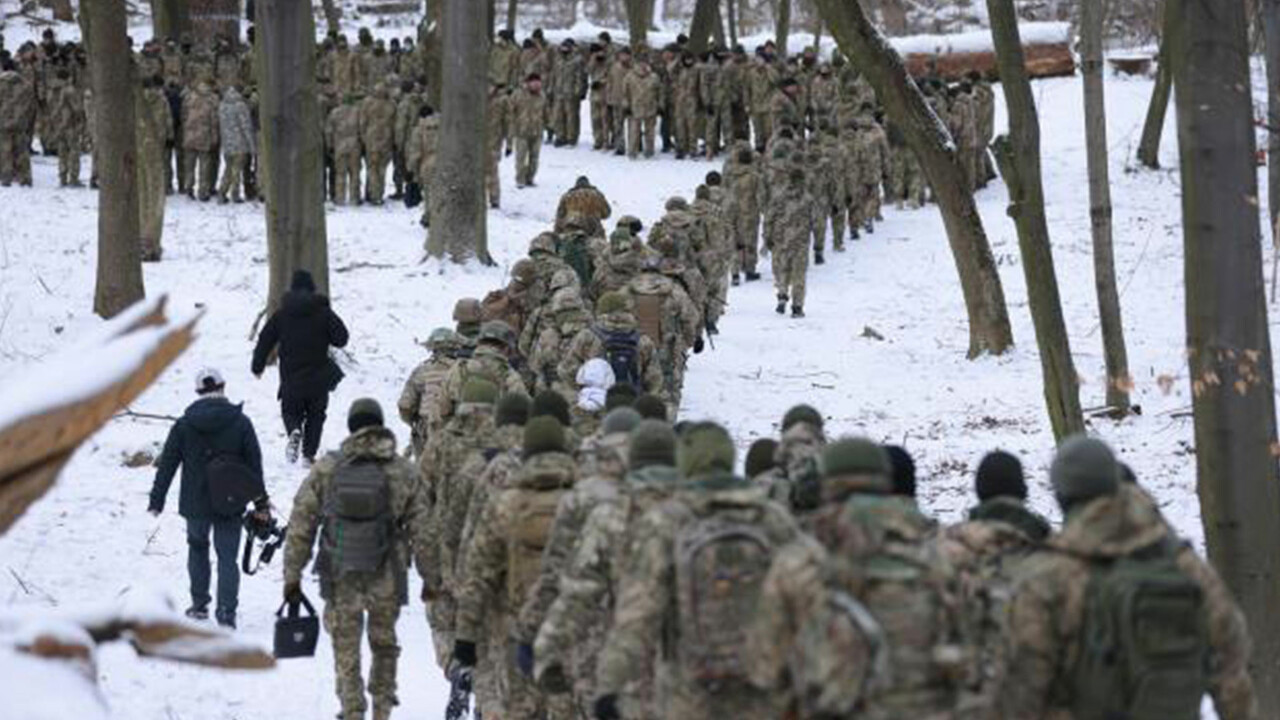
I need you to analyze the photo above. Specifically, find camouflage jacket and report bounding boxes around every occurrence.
[282,426,429,600]
[437,344,527,421]
[559,312,666,400]
[455,451,579,642]
[624,68,661,118]
[217,89,255,155]
[512,87,546,138]
[358,91,397,154]
[422,404,499,594]
[1001,486,1257,720]
[405,113,440,181]
[325,103,361,157]
[181,84,220,151]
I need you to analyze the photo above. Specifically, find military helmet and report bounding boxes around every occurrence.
[525,416,568,457]
[677,422,736,480]
[478,319,515,347]
[629,419,677,469]
[1051,435,1120,512]
[821,438,891,478]
[596,291,630,316]
[550,287,586,315]
[601,407,643,437]
[664,196,689,212]
[529,232,557,256]
[425,327,457,351]
[511,258,537,285]
[453,297,483,324]
[550,268,579,293]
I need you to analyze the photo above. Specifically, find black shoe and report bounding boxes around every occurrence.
[675,151,686,160]
[776,299,787,315]
[216,613,236,630]
[865,222,874,235]
[614,149,626,157]
[745,272,761,282]
[792,306,805,318]
[731,273,740,286]
[815,252,825,265]
[851,228,860,241]
[185,605,209,621]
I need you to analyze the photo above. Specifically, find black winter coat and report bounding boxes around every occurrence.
[150,397,264,519]
[251,289,350,400]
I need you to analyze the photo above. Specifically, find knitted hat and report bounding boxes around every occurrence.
[885,445,917,498]
[524,415,567,457]
[495,392,532,427]
[820,438,891,479]
[745,438,779,479]
[677,422,736,479]
[348,398,384,432]
[629,419,677,469]
[601,407,642,437]
[633,394,668,421]
[781,404,823,433]
[532,390,572,427]
[605,383,638,411]
[975,450,1027,502]
[290,270,316,292]
[1051,435,1120,512]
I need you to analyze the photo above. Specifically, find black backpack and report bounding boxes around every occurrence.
[194,425,263,518]
[594,327,641,390]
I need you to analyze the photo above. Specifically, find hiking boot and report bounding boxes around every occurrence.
[865,221,874,235]
[792,306,805,318]
[850,228,860,241]
[731,273,740,287]
[216,612,236,630]
[286,430,302,464]
[707,322,719,336]
[776,299,787,315]
[745,271,761,282]
[814,252,825,266]
[185,605,209,621]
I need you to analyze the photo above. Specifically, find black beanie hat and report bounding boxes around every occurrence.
[605,383,638,412]
[633,394,668,421]
[532,390,572,427]
[290,269,316,292]
[348,398,384,433]
[495,392,532,427]
[884,445,917,498]
[975,450,1027,502]
[745,438,779,478]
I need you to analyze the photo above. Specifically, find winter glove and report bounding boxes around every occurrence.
[453,639,478,668]
[593,694,621,720]
[283,580,302,605]
[538,661,570,694]
[516,642,535,677]
[693,337,705,354]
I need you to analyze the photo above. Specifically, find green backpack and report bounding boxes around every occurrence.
[790,575,893,718]
[557,231,595,292]
[1070,539,1209,720]
[321,459,393,576]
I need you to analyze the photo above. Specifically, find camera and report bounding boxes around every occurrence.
[242,509,288,576]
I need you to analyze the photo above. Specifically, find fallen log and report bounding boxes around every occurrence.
[891,22,1076,81]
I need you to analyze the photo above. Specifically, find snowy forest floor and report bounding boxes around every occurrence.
[0,40,1272,720]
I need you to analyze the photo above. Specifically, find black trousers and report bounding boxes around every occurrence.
[281,392,329,460]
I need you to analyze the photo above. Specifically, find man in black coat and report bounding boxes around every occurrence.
[149,368,267,628]
[251,270,350,463]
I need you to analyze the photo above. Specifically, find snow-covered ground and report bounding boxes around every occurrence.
[0,22,1272,720]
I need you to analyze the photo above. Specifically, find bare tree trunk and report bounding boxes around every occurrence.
[1264,0,1280,230]
[88,0,145,319]
[711,0,727,47]
[429,0,491,263]
[150,0,191,39]
[986,0,1084,441]
[486,0,496,38]
[1081,0,1132,415]
[688,0,718,55]
[814,0,1012,358]
[257,0,329,309]
[776,0,791,55]
[320,0,342,36]
[1172,0,1280,713]
[1137,0,1176,169]
[727,0,738,45]
[626,0,649,47]
[422,1,444,108]
[506,0,518,32]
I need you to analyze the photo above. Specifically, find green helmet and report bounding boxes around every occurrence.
[425,327,456,351]
[529,232,558,256]
[478,320,515,347]
[601,407,642,436]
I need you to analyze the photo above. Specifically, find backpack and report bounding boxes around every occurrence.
[675,513,774,688]
[192,422,263,518]
[594,327,641,390]
[631,289,665,347]
[321,459,393,576]
[557,232,595,291]
[1069,539,1209,720]
[791,581,892,718]
[505,488,566,606]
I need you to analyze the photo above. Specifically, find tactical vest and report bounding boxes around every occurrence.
[506,486,568,608]
[321,459,393,577]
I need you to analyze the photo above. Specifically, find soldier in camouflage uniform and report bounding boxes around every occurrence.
[622,258,703,407]
[490,30,522,89]
[513,73,548,187]
[969,72,996,187]
[180,80,220,201]
[48,69,85,187]
[528,287,592,397]
[519,267,581,359]
[747,48,779,152]
[771,77,804,140]
[438,320,528,424]
[805,142,839,264]
[331,35,363,97]
[753,404,827,510]
[405,104,439,225]
[722,142,764,282]
[392,81,423,201]
[397,328,469,459]
[535,420,680,717]
[606,48,633,156]
[808,64,840,132]
[486,84,511,208]
[136,76,173,262]
[593,423,798,720]
[359,83,397,205]
[592,217,646,299]
[587,45,611,151]
[558,291,666,400]
[1003,437,1257,720]
[554,175,612,236]
[216,85,255,205]
[453,416,580,720]
[940,451,1049,718]
[327,94,363,207]
[552,41,586,147]
[690,184,732,332]
[770,165,816,318]
[283,399,429,720]
[672,53,700,160]
[624,60,662,160]
[947,83,978,192]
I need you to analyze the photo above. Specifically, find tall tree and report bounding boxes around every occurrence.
[688,0,718,55]
[1137,0,1176,168]
[428,0,491,263]
[814,0,1013,358]
[319,0,342,36]
[776,0,792,55]
[1081,0,1132,415]
[1173,0,1280,713]
[257,0,329,308]
[1263,0,1280,229]
[985,0,1084,440]
[88,0,145,318]
[421,1,444,108]
[626,0,650,47]
[150,0,191,39]
[506,0,518,33]
[727,0,738,45]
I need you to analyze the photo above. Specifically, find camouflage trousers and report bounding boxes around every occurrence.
[652,679,778,720]
[183,148,217,200]
[590,95,608,149]
[812,200,845,254]
[609,104,627,153]
[334,150,362,206]
[0,130,32,186]
[138,146,167,260]
[218,152,248,202]
[365,149,390,203]
[325,577,403,720]
[773,242,808,309]
[627,115,656,159]
[751,112,771,151]
[673,104,698,157]
[57,139,81,186]
[427,596,455,671]
[488,145,502,208]
[733,210,760,275]
[515,134,540,187]
[505,645,580,720]
[554,98,581,145]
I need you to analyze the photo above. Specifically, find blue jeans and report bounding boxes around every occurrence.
[186,516,242,623]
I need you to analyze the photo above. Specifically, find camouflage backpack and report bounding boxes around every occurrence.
[675,512,775,688]
[321,459,393,576]
[813,495,964,702]
[1069,538,1208,720]
[505,459,572,606]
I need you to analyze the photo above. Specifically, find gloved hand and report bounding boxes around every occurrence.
[453,639,478,668]
[593,694,620,720]
[283,580,302,604]
[516,642,534,677]
[693,337,705,354]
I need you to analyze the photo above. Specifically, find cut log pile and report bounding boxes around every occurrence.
[891,22,1076,81]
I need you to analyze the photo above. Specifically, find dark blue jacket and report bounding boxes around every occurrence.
[150,396,264,518]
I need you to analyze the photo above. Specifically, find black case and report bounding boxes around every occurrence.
[274,593,320,659]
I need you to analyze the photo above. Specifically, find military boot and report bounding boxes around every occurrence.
[745,271,761,282]
[776,296,788,315]
[731,273,740,286]
[814,250,825,265]
[850,227,860,241]
[792,305,805,319]
[864,220,874,235]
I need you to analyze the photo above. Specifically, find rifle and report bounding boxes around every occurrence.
[444,666,474,720]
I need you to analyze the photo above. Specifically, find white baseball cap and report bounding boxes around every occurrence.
[195,367,226,394]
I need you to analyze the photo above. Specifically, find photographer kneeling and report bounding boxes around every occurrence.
[149,368,270,629]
